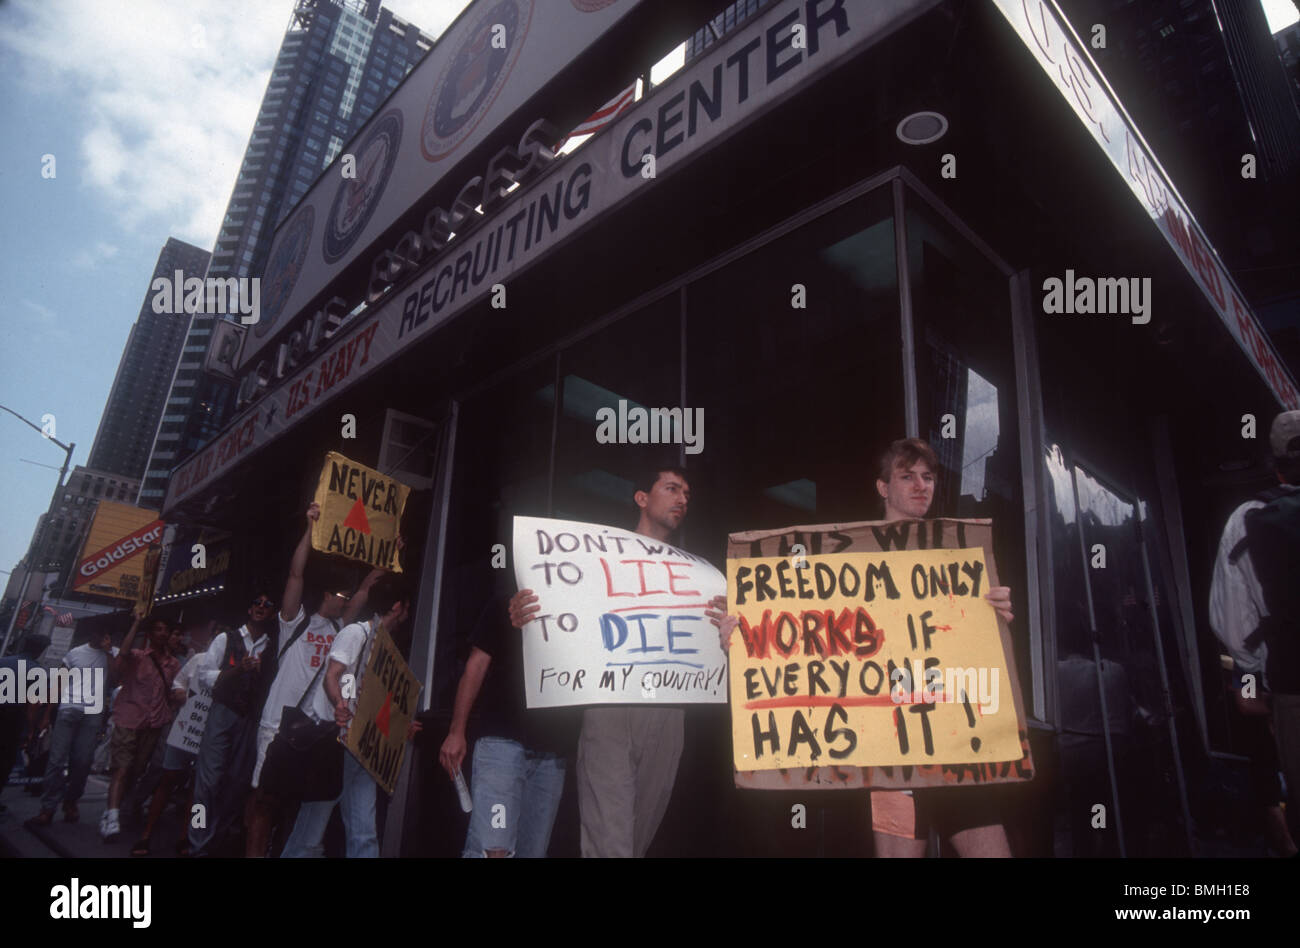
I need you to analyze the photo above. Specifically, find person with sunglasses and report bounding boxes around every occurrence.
[182,593,279,857]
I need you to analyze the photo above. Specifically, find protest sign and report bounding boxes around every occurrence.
[310,451,410,571]
[166,679,213,754]
[136,545,161,615]
[513,515,728,708]
[344,625,421,794]
[727,518,1033,790]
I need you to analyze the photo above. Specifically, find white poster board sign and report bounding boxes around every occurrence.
[166,680,213,754]
[512,516,728,708]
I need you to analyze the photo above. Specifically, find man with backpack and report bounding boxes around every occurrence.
[182,593,279,857]
[1211,409,1300,843]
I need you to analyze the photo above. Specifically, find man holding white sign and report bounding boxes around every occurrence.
[510,467,728,858]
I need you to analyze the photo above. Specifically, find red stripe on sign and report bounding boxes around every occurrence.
[74,520,166,586]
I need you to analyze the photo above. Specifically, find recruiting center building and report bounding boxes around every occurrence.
[162,0,1298,857]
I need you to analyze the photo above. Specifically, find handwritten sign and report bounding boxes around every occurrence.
[728,519,1033,790]
[344,625,420,794]
[310,451,410,571]
[512,516,728,708]
[166,680,213,754]
[729,546,1020,772]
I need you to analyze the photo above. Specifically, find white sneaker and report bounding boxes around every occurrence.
[100,809,120,843]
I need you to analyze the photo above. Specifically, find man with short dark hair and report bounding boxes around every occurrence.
[182,592,279,857]
[101,610,181,842]
[281,573,418,857]
[510,466,710,857]
[1211,410,1300,844]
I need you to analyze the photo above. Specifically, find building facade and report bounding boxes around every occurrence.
[87,238,210,482]
[157,0,1298,857]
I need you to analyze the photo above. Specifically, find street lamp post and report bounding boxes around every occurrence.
[1,403,75,655]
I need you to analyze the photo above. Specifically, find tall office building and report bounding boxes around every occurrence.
[137,0,434,509]
[88,238,210,481]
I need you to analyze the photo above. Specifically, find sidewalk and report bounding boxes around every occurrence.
[1,769,191,860]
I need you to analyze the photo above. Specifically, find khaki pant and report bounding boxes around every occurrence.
[577,706,684,857]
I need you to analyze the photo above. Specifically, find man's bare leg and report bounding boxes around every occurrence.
[949,823,1012,857]
[873,831,928,857]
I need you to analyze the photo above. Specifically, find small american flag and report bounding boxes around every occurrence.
[42,605,75,627]
[557,84,637,150]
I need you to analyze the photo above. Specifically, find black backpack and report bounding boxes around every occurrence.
[1233,486,1300,694]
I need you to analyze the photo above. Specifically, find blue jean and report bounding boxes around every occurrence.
[462,736,566,858]
[40,707,104,811]
[281,751,377,858]
[188,701,259,856]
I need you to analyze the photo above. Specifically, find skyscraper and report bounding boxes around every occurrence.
[137,0,433,509]
[88,237,210,482]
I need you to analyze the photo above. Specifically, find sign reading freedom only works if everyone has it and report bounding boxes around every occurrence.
[513,515,728,708]
[727,545,1020,772]
[311,452,410,571]
[727,518,1034,791]
[344,625,421,795]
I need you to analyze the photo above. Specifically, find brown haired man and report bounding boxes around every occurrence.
[717,438,1015,857]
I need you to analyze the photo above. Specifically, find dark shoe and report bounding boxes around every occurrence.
[62,803,79,824]
[130,837,151,857]
[24,809,55,829]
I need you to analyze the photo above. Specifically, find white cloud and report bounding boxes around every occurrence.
[71,241,120,270]
[0,0,471,251]
[21,299,57,322]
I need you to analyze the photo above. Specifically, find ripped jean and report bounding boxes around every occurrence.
[462,737,566,858]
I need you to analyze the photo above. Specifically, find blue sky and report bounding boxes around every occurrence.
[0,0,470,585]
[0,0,1296,586]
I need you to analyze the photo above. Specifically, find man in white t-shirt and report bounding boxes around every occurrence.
[27,628,113,826]
[281,574,417,858]
[244,501,385,857]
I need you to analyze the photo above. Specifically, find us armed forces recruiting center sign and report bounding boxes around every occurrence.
[513,515,728,708]
[311,451,410,571]
[344,625,420,794]
[727,518,1033,791]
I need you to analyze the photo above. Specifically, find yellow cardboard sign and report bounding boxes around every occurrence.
[728,547,1021,772]
[311,451,409,571]
[343,626,421,795]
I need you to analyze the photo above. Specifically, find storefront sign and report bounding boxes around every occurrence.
[165,0,937,513]
[345,625,421,794]
[311,452,410,571]
[994,0,1300,410]
[727,543,1021,772]
[156,528,231,603]
[512,515,727,708]
[237,0,651,374]
[728,518,1033,790]
[73,502,166,600]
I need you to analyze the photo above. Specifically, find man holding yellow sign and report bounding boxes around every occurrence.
[717,438,1019,858]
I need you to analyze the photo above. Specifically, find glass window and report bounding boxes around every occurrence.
[685,187,902,562]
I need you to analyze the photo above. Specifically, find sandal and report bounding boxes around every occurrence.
[130,837,151,857]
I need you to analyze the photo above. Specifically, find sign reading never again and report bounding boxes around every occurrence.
[727,518,1033,790]
[311,452,410,571]
[513,515,728,708]
[343,625,421,795]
